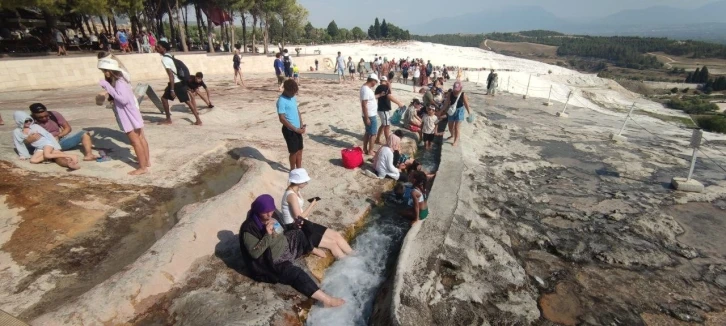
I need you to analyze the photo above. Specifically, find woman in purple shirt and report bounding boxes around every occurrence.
[97,55,151,175]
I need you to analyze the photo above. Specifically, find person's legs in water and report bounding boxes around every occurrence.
[126,129,149,175]
[318,234,346,259]
[277,265,345,308]
[330,229,353,255]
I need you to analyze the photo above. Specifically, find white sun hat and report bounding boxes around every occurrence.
[368,73,379,82]
[289,168,311,184]
[97,57,121,71]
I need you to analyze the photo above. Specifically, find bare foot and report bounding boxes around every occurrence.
[323,297,345,308]
[84,155,99,161]
[193,120,203,126]
[128,168,148,175]
[157,119,172,125]
[312,248,327,258]
[452,141,458,147]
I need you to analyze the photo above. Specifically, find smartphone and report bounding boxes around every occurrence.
[307,197,321,203]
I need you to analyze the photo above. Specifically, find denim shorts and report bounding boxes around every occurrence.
[59,131,86,151]
[450,107,465,122]
[363,116,378,136]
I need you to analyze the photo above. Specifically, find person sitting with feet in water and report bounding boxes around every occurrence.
[240,195,345,308]
[29,103,98,162]
[408,171,429,223]
[97,56,150,175]
[281,168,354,259]
[155,41,202,126]
[12,111,80,170]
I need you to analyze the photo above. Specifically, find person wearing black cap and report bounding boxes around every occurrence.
[29,103,97,161]
[155,41,202,126]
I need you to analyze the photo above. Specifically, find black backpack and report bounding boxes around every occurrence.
[283,55,292,69]
[164,54,190,81]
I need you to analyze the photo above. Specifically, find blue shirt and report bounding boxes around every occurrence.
[274,59,284,75]
[277,95,300,128]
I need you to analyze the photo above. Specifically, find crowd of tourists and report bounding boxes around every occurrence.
[6,46,486,309]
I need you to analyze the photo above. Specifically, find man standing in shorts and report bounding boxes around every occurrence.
[374,76,405,145]
[334,51,345,84]
[274,52,285,91]
[278,80,305,170]
[156,41,202,126]
[53,28,67,56]
[360,73,379,155]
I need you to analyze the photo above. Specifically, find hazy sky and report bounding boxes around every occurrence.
[299,0,719,29]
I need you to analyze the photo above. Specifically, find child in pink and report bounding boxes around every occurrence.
[98,55,151,175]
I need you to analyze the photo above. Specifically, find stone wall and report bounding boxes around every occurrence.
[0,53,325,91]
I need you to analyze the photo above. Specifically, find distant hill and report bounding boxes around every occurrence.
[408,1,726,42]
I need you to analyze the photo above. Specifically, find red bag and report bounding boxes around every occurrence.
[409,125,421,132]
[341,147,364,169]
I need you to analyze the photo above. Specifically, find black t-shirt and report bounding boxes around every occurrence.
[375,84,391,112]
[187,78,207,90]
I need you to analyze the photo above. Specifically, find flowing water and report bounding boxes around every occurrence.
[307,139,441,325]
[306,211,409,326]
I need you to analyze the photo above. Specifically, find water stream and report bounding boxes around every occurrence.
[307,139,441,325]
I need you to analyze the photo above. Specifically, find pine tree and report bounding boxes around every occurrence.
[685,72,693,83]
[373,18,381,39]
[693,68,701,83]
[698,66,709,83]
[381,19,388,38]
[327,20,339,39]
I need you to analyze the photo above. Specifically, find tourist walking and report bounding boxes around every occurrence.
[412,63,421,93]
[53,28,67,56]
[444,81,471,147]
[274,52,286,91]
[281,168,354,259]
[97,55,150,175]
[360,74,380,155]
[278,80,305,170]
[315,59,319,71]
[283,49,293,80]
[155,41,202,126]
[240,195,345,308]
[334,51,345,84]
[357,58,367,80]
[487,69,498,96]
[347,57,356,81]
[233,49,245,86]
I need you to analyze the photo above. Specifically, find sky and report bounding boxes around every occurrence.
[299,0,719,29]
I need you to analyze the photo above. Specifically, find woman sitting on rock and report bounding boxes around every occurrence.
[371,133,409,182]
[240,194,345,307]
[281,168,354,259]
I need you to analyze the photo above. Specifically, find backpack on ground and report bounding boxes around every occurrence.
[164,54,190,81]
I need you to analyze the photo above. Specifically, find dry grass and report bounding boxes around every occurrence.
[651,52,726,74]
[484,40,559,60]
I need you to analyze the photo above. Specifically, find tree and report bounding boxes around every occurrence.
[351,26,366,41]
[693,68,701,82]
[368,25,375,39]
[373,18,381,39]
[268,16,283,42]
[327,20,339,38]
[698,66,710,83]
[381,19,388,38]
[686,72,693,83]
[304,22,315,39]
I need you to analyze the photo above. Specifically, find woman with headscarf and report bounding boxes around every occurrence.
[97,54,150,175]
[443,81,471,147]
[281,169,353,259]
[372,131,408,182]
[240,195,345,307]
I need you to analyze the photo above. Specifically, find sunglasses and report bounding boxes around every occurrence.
[24,119,32,123]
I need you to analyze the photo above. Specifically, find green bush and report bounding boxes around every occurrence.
[671,87,679,94]
[668,97,719,114]
[696,115,726,133]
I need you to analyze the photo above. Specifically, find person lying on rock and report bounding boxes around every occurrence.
[12,111,81,170]
[240,194,345,308]
[281,168,354,259]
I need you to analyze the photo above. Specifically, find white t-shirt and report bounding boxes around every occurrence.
[161,55,181,83]
[360,84,377,117]
[413,68,421,78]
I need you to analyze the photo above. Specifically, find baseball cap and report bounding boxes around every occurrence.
[289,168,311,184]
[368,73,379,82]
[158,40,171,51]
[380,76,388,81]
[29,103,47,114]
